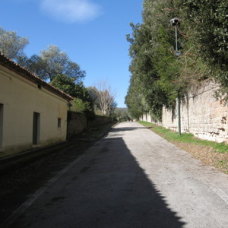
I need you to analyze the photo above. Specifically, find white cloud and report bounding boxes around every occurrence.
[41,0,102,23]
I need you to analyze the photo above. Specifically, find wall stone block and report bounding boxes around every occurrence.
[161,82,228,143]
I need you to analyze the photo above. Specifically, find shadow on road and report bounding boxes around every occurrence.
[10,136,186,228]
[110,126,147,132]
[81,137,186,227]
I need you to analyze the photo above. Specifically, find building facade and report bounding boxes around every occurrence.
[0,54,73,155]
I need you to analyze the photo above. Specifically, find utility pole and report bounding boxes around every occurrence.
[170,17,181,135]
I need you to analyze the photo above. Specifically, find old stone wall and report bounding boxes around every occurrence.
[162,82,228,143]
[140,113,162,125]
[140,82,228,143]
[67,112,88,139]
[67,112,113,139]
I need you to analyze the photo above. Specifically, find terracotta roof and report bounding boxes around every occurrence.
[0,54,73,101]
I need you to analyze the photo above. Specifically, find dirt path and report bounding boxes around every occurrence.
[5,122,228,228]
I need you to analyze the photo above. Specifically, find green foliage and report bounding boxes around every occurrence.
[114,108,131,122]
[51,74,88,99]
[180,0,228,97]
[19,45,85,82]
[181,0,228,69]
[126,0,228,119]
[71,98,90,112]
[51,74,95,117]
[126,0,183,120]
[51,74,78,96]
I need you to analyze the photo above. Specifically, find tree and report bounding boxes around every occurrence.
[51,74,94,106]
[114,108,131,122]
[18,55,48,79]
[87,83,116,116]
[181,0,228,70]
[51,74,81,97]
[126,3,178,120]
[126,0,228,120]
[20,45,85,82]
[179,0,228,94]
[87,87,100,111]
[51,74,95,117]
[0,27,28,60]
[40,46,85,81]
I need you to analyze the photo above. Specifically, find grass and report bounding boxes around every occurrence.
[139,121,228,174]
[139,121,228,153]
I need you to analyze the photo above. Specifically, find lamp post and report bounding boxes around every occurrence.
[170,17,181,135]
[170,18,181,56]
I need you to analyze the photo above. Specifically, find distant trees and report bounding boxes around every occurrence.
[114,108,131,122]
[19,45,85,83]
[126,0,228,120]
[0,27,28,60]
[88,82,116,116]
[0,27,117,117]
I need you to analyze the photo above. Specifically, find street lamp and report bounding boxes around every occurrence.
[170,17,181,135]
[170,17,181,56]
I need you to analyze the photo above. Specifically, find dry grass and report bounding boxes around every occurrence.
[139,121,228,174]
[172,142,228,174]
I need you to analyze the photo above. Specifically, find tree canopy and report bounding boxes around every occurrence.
[0,27,28,60]
[126,0,228,120]
[19,45,85,83]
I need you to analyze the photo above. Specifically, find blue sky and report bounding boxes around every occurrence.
[1,0,143,107]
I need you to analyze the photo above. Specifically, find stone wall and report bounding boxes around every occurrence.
[67,112,113,139]
[67,112,88,139]
[140,113,162,125]
[141,82,228,143]
[162,82,228,143]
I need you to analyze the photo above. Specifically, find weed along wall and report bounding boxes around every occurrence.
[141,82,228,144]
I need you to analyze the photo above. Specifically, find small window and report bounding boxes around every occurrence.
[58,118,61,128]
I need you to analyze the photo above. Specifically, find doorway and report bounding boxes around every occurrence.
[0,104,3,149]
[33,112,40,145]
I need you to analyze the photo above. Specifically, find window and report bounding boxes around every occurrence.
[58,118,61,128]
[33,112,40,145]
[0,104,3,149]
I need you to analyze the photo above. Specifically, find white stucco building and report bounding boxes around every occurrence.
[0,54,73,155]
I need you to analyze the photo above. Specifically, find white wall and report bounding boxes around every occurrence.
[162,82,228,143]
[0,65,69,154]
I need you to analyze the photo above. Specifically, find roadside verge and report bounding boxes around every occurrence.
[139,121,228,174]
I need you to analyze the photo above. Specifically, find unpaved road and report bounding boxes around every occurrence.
[5,122,228,228]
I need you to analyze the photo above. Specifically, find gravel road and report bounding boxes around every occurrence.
[5,122,228,228]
